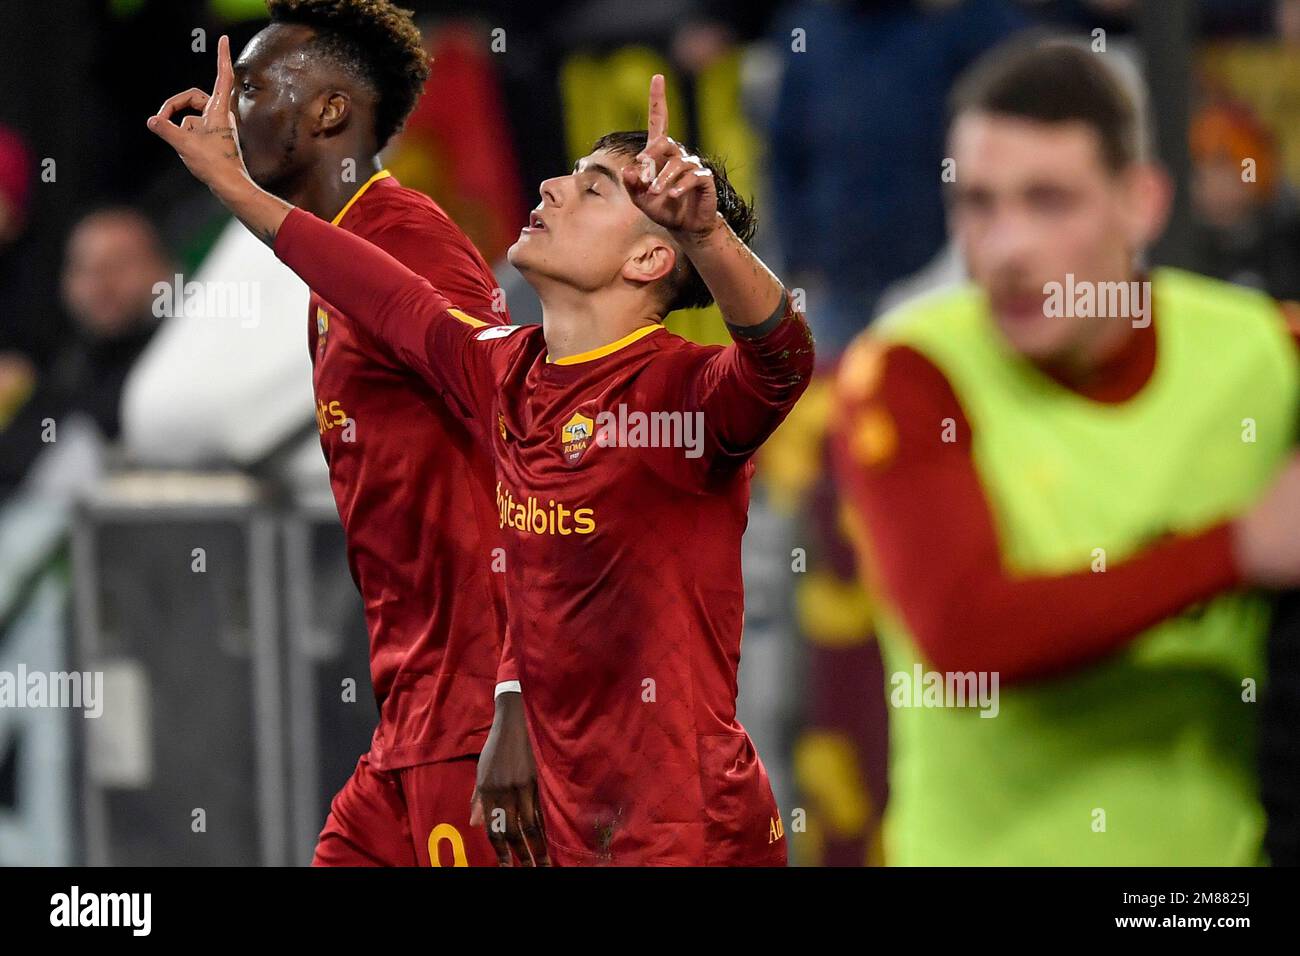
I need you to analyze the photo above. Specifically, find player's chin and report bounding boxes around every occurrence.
[507,238,538,270]
[998,317,1073,363]
[240,148,281,192]
[242,159,274,191]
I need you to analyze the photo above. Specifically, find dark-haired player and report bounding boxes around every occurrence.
[151,44,813,864]
[833,39,1300,865]
[153,3,542,866]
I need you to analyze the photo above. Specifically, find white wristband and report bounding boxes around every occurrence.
[494,680,521,698]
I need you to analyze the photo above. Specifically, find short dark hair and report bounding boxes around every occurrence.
[267,0,430,150]
[592,130,757,314]
[70,205,170,264]
[949,37,1140,172]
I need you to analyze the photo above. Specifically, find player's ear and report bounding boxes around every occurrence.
[315,90,352,135]
[1120,161,1173,249]
[621,234,675,287]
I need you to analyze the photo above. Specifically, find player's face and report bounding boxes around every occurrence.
[232,24,323,190]
[508,148,659,293]
[947,113,1163,364]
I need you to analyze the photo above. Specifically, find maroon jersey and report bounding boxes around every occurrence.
[308,171,506,770]
[277,206,814,864]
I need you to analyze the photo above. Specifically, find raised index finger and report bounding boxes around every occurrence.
[647,73,667,142]
[206,34,235,117]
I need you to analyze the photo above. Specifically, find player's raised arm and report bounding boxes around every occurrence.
[625,75,815,459]
[147,35,493,414]
[624,74,789,329]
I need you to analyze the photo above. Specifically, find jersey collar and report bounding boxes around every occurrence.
[546,324,663,366]
[331,169,393,226]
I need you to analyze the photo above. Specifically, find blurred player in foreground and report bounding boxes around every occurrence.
[153,1,540,866]
[834,39,1300,865]
[150,38,813,864]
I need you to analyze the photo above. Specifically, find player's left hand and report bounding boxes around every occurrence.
[147,34,250,195]
[470,690,549,866]
[623,74,721,242]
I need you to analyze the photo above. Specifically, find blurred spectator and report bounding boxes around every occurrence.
[0,208,169,499]
[767,0,1029,355]
[1187,99,1300,299]
[758,377,889,865]
[0,123,36,419]
[0,125,32,247]
[1199,5,1300,196]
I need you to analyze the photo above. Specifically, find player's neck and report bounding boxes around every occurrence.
[1038,265,1149,385]
[536,281,662,363]
[284,153,385,223]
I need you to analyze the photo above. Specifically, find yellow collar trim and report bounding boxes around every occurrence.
[547,324,663,365]
[331,169,392,226]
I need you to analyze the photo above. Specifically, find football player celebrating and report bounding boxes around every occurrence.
[150,38,813,864]
[152,5,542,866]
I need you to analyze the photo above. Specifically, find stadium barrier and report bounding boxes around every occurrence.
[61,471,370,866]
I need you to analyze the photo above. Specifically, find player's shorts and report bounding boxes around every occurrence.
[312,753,496,866]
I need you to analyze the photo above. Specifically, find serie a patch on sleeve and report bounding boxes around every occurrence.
[475,324,523,340]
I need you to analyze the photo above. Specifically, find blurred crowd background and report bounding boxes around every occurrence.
[2,0,1299,865]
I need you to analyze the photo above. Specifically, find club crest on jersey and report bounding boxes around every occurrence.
[561,412,595,464]
[316,306,330,352]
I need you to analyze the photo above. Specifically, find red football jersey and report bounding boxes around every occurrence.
[278,206,814,864]
[307,171,507,770]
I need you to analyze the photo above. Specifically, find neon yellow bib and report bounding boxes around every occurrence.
[874,268,1298,865]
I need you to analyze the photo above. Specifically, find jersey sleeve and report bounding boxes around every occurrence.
[649,291,815,487]
[831,337,1242,685]
[275,207,520,436]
